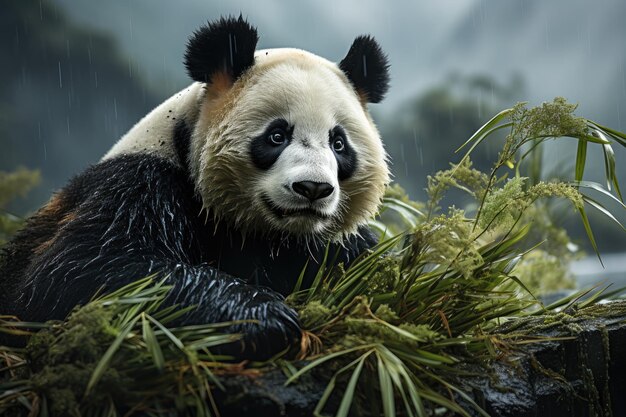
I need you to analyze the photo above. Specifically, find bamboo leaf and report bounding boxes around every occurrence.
[313,375,337,417]
[535,286,598,313]
[576,133,611,144]
[146,314,185,350]
[377,355,396,417]
[86,313,140,394]
[595,129,624,201]
[454,122,514,174]
[292,260,310,293]
[306,243,332,303]
[336,353,369,417]
[285,344,377,385]
[575,139,587,182]
[368,219,391,239]
[455,110,514,153]
[582,195,626,231]
[579,203,606,266]
[578,284,613,308]
[141,313,165,371]
[573,181,626,209]
[383,197,425,224]
[588,120,626,145]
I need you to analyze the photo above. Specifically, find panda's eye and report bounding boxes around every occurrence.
[332,136,345,153]
[267,129,286,146]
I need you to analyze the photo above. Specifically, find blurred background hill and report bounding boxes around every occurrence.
[1,0,624,254]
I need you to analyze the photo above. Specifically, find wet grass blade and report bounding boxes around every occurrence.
[383,198,425,227]
[454,122,514,174]
[577,206,602,266]
[376,354,396,417]
[588,121,626,145]
[600,138,623,201]
[578,284,613,308]
[573,181,626,209]
[536,285,602,313]
[455,109,514,153]
[336,352,370,417]
[285,344,377,385]
[86,313,141,394]
[575,139,587,182]
[146,314,185,351]
[292,260,310,293]
[582,195,626,231]
[141,313,165,372]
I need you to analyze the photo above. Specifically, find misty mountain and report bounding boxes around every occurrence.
[0,1,160,211]
[441,0,626,128]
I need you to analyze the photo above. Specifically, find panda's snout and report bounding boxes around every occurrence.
[292,181,334,201]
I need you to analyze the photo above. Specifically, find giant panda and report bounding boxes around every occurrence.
[0,16,390,359]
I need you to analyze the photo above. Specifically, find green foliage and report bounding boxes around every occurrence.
[369,184,425,239]
[425,158,489,218]
[0,168,40,246]
[512,250,575,295]
[379,73,522,203]
[0,278,240,416]
[456,97,626,259]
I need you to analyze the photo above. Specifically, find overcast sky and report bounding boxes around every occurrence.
[52,0,626,130]
[53,0,473,108]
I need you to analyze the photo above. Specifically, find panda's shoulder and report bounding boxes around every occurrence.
[66,153,196,207]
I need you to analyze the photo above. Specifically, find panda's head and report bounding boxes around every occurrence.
[185,16,390,240]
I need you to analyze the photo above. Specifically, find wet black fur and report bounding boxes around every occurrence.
[339,35,390,103]
[0,153,376,359]
[184,15,259,84]
[173,119,192,174]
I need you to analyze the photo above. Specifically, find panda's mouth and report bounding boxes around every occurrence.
[261,195,329,220]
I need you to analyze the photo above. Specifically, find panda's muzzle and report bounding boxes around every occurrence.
[261,194,330,220]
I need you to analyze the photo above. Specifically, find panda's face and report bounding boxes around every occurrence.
[250,114,345,236]
[191,49,389,239]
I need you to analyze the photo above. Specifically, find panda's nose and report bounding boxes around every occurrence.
[292,181,334,201]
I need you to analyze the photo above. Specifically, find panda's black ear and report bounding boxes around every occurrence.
[184,15,259,85]
[339,36,390,103]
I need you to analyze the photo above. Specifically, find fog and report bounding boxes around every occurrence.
[52,0,626,124]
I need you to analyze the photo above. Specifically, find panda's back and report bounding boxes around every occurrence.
[103,82,205,166]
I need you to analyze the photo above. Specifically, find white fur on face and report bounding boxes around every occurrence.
[259,136,341,235]
[193,49,390,239]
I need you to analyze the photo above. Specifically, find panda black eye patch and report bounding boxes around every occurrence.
[330,126,357,180]
[250,119,293,170]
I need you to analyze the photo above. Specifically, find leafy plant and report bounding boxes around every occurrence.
[454,98,625,258]
[0,167,40,246]
[1,278,240,416]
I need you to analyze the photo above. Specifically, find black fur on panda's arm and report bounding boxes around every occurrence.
[0,154,300,360]
[164,264,302,358]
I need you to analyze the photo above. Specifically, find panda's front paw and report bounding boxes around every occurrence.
[240,298,302,360]
[222,292,302,361]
